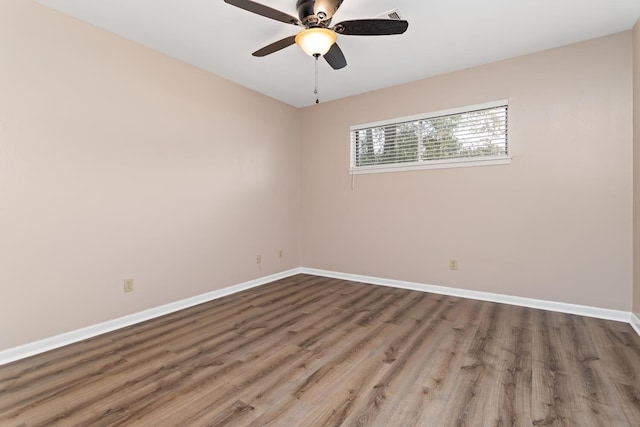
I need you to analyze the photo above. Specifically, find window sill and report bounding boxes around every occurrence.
[349,157,511,175]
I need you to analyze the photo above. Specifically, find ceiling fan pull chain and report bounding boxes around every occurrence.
[314,54,320,104]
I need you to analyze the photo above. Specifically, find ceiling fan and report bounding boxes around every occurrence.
[223,0,409,70]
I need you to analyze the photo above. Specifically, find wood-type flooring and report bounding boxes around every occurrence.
[1,274,639,426]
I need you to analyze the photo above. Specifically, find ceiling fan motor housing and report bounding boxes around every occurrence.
[296,0,343,26]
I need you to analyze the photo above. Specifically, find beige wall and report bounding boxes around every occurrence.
[300,33,633,311]
[1,1,637,353]
[0,1,301,350]
[634,18,640,317]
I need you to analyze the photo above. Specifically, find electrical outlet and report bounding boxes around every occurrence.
[256,255,262,264]
[449,260,458,271]
[123,278,134,293]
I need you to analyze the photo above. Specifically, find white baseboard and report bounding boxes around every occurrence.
[2,267,638,366]
[631,313,640,336]
[301,268,632,324]
[0,268,302,366]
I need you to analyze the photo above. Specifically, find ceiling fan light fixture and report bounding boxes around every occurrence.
[295,28,337,56]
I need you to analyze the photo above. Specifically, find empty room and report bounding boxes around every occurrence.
[2,0,640,425]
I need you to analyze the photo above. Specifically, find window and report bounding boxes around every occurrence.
[350,100,510,174]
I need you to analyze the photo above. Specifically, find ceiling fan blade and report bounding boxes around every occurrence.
[252,35,297,57]
[324,43,347,69]
[224,0,301,26]
[333,19,409,36]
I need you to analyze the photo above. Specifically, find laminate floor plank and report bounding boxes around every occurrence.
[582,316,640,425]
[242,302,420,425]
[493,304,534,427]
[1,274,639,427]
[560,313,629,425]
[1,350,180,426]
[347,302,462,425]
[104,283,391,425]
[131,344,312,426]
[238,291,436,426]
[0,275,322,398]
[396,304,482,426]
[531,310,584,426]
[344,297,466,427]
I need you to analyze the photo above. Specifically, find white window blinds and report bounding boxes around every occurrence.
[350,100,509,174]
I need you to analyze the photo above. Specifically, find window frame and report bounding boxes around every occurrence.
[349,99,511,175]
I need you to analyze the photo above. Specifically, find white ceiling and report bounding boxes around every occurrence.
[35,0,640,108]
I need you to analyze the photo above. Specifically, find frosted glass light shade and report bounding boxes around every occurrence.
[295,28,337,56]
